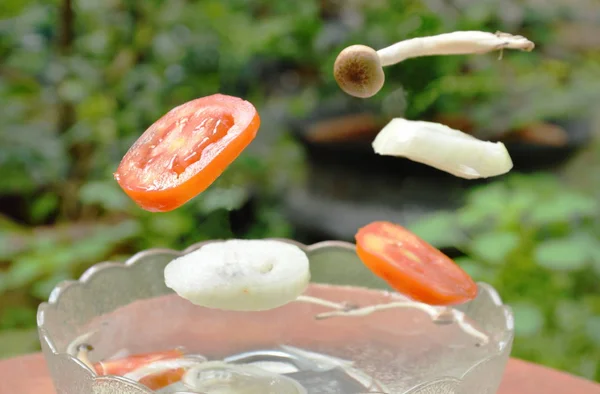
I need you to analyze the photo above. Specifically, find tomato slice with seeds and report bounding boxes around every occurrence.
[115,94,260,212]
[94,349,184,376]
[355,221,477,306]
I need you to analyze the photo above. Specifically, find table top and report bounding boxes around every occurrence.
[1,353,598,394]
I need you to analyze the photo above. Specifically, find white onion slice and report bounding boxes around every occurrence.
[164,239,310,311]
[183,361,307,394]
[372,118,513,179]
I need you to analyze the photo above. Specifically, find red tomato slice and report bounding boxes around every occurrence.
[355,221,477,306]
[94,349,184,376]
[138,368,186,390]
[114,94,260,212]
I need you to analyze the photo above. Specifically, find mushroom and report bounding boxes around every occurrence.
[75,344,97,372]
[318,302,489,346]
[334,31,535,98]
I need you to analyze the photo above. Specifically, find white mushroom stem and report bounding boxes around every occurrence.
[377,31,535,67]
[295,295,349,310]
[66,330,98,357]
[76,345,97,372]
[298,297,489,346]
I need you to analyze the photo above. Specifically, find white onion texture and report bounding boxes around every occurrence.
[372,118,513,179]
[164,239,310,312]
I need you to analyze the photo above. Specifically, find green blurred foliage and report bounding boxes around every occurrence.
[409,173,600,381]
[1,0,304,356]
[0,0,599,383]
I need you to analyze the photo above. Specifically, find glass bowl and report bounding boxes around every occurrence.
[37,240,514,394]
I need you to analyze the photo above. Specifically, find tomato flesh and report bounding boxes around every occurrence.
[94,349,184,376]
[355,221,477,306]
[138,368,186,390]
[115,94,260,212]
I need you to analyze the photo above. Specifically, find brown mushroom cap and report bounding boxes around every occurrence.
[333,45,385,99]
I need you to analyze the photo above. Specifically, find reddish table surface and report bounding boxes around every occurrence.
[1,353,598,394]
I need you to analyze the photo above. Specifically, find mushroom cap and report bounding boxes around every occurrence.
[333,45,385,98]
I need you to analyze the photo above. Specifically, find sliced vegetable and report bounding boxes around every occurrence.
[138,368,186,390]
[355,221,477,305]
[164,239,311,311]
[372,118,513,179]
[182,361,307,394]
[94,348,185,376]
[114,94,260,212]
[124,357,206,390]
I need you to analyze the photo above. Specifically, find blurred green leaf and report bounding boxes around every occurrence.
[30,272,71,300]
[147,212,194,239]
[534,235,596,271]
[0,215,25,232]
[30,193,59,223]
[408,211,462,249]
[554,300,589,333]
[585,317,600,347]
[0,233,27,261]
[57,79,89,103]
[469,231,520,265]
[5,257,43,290]
[0,125,68,193]
[0,307,37,330]
[529,192,598,226]
[0,329,40,358]
[511,302,545,337]
[593,248,600,277]
[196,186,249,215]
[456,183,508,229]
[79,180,132,211]
[77,93,117,121]
[456,206,491,230]
[246,204,292,239]
[498,189,538,227]
[453,257,493,282]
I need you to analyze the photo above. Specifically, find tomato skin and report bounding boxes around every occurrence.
[355,221,477,306]
[138,368,186,390]
[94,349,184,376]
[115,94,260,212]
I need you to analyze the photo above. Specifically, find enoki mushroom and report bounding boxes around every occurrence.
[334,30,534,98]
[295,295,490,346]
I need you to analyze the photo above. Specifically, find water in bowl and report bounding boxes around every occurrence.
[67,284,508,393]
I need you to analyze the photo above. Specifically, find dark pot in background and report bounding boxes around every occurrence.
[284,103,593,244]
[290,104,592,176]
[501,118,593,171]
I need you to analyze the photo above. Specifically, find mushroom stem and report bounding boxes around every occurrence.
[76,344,97,372]
[313,299,490,346]
[295,295,349,310]
[66,330,98,357]
[377,31,534,67]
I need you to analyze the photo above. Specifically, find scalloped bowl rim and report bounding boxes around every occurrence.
[37,239,515,393]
